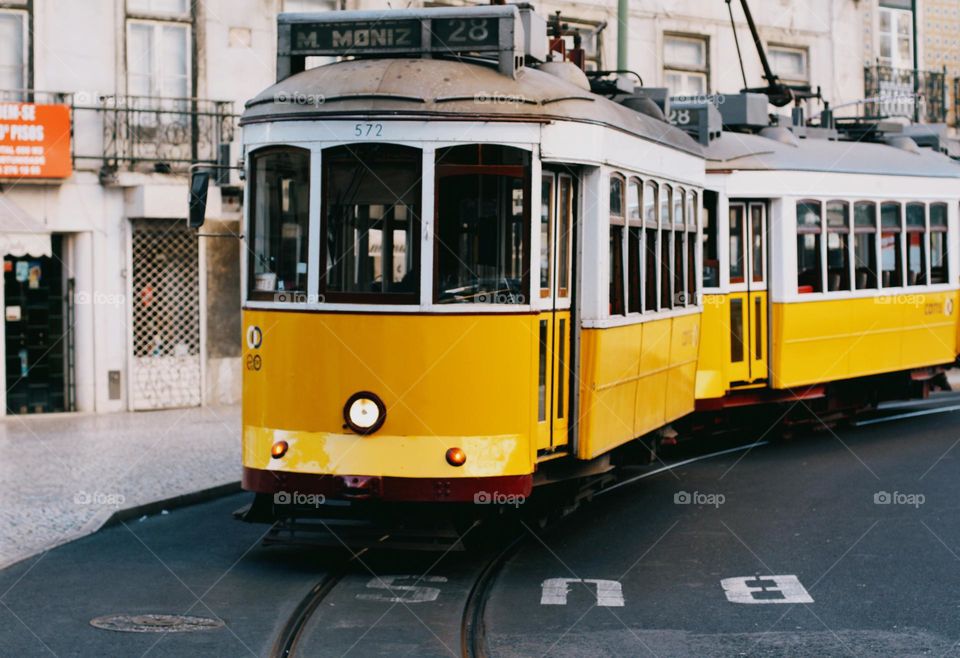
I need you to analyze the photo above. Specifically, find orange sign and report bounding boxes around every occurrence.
[0,103,72,179]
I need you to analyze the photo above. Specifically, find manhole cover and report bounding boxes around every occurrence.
[90,614,224,633]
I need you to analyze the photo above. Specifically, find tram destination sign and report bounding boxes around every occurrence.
[277,7,526,78]
[287,17,501,55]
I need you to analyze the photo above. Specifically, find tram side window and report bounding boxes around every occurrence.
[826,201,850,292]
[853,201,878,289]
[249,147,310,301]
[729,203,745,284]
[701,190,719,288]
[796,200,822,293]
[674,189,685,306]
[930,203,948,284]
[609,174,626,316]
[880,202,903,287]
[323,144,421,302]
[660,185,673,309]
[540,176,553,297]
[906,202,926,286]
[435,145,529,305]
[644,181,659,312]
[627,179,642,314]
[687,191,698,304]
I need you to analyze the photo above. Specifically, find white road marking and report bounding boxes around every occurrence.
[598,441,769,496]
[540,578,624,607]
[721,575,814,604]
[356,575,447,603]
[855,404,960,427]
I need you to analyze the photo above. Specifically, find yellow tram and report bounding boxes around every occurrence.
[233,6,706,505]
[688,98,960,422]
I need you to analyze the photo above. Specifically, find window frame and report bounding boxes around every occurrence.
[904,202,927,286]
[125,18,193,99]
[825,200,851,292]
[663,33,709,98]
[767,44,809,86]
[796,199,823,294]
[608,173,627,317]
[853,200,879,290]
[880,201,904,289]
[246,144,313,303]
[322,142,424,305]
[627,177,643,315]
[929,202,948,285]
[0,8,29,97]
[643,180,659,313]
[432,144,531,307]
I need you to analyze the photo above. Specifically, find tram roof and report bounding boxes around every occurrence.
[706,130,960,178]
[241,57,703,157]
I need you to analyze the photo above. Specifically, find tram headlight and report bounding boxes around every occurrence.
[271,440,288,459]
[343,392,386,435]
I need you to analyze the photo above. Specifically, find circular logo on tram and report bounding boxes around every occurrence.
[945,298,954,317]
[246,325,263,350]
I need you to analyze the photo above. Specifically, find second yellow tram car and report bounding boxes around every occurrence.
[237,6,706,505]
[689,103,960,424]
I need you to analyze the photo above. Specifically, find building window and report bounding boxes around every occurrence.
[283,0,337,10]
[768,45,808,85]
[905,202,926,286]
[326,143,422,303]
[0,10,27,96]
[248,147,311,301]
[853,201,878,289]
[880,202,903,287]
[127,20,191,98]
[878,6,914,69]
[435,144,528,305]
[663,35,708,98]
[609,174,626,316]
[929,203,948,284]
[796,200,822,293]
[825,201,850,291]
[128,0,189,14]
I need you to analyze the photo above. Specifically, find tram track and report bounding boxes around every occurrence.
[267,394,960,657]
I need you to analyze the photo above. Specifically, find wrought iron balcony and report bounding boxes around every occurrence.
[0,89,238,176]
[863,64,947,124]
[96,95,236,174]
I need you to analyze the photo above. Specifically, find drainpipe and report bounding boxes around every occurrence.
[617,0,628,70]
[912,0,919,122]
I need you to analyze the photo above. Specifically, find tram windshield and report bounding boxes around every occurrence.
[323,143,421,302]
[434,145,530,305]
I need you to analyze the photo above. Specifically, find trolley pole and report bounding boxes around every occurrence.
[617,0,628,70]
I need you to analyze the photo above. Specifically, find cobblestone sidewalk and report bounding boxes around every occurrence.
[0,405,240,570]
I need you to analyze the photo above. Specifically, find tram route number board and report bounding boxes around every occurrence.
[288,17,501,56]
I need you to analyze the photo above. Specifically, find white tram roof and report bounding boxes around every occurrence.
[706,130,960,178]
[241,57,703,157]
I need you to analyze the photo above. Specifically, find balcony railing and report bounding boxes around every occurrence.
[0,89,238,175]
[863,64,947,124]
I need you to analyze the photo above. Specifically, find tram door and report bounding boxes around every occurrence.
[727,201,768,386]
[537,172,575,452]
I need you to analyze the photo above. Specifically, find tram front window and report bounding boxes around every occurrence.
[435,145,529,305]
[323,144,421,302]
[249,147,310,301]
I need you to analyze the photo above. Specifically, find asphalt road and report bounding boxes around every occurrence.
[2,400,960,657]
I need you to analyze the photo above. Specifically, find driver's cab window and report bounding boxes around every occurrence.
[248,146,310,301]
[434,144,530,305]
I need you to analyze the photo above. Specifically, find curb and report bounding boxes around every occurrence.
[102,481,244,527]
[0,482,245,573]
